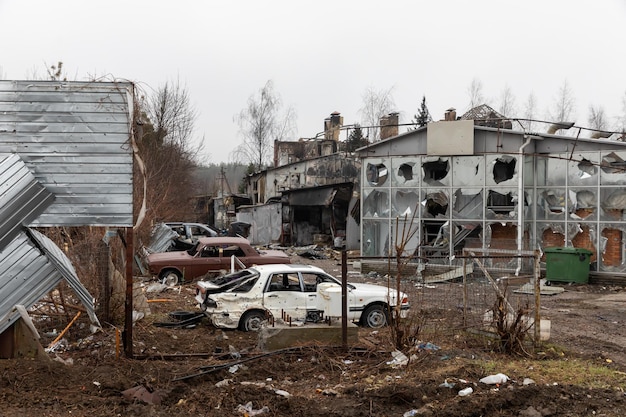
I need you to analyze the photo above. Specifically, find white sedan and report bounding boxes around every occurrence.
[195,264,410,331]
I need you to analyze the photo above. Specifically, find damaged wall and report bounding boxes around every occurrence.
[359,124,626,275]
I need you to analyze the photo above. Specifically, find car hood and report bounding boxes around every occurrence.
[320,282,406,301]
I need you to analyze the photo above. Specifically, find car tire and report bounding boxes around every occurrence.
[361,304,389,328]
[239,310,267,332]
[160,270,182,286]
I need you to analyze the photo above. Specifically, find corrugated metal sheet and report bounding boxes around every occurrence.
[0,153,55,250]
[0,230,100,334]
[0,80,134,226]
[146,223,178,254]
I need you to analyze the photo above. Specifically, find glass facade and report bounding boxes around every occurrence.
[362,151,626,273]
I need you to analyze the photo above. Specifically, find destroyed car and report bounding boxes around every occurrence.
[146,237,291,284]
[194,264,410,331]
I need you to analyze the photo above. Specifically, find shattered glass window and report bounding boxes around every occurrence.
[362,189,389,218]
[363,219,389,256]
[569,155,598,185]
[600,151,626,185]
[452,156,484,186]
[453,189,483,220]
[422,158,450,186]
[486,155,517,186]
[391,158,420,187]
[366,162,388,186]
[392,189,420,218]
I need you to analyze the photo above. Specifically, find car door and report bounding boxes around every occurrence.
[262,272,308,323]
[189,244,222,277]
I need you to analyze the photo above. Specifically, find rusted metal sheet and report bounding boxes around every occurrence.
[0,230,100,334]
[0,153,55,250]
[0,80,134,227]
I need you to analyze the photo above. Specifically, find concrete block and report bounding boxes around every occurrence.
[257,322,359,351]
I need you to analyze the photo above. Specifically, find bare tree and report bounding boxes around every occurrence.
[588,104,608,132]
[233,80,295,170]
[498,85,517,118]
[359,86,396,141]
[522,92,538,132]
[147,77,198,152]
[548,79,576,123]
[467,77,485,110]
[135,80,202,240]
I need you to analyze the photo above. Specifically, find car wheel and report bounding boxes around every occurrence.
[240,310,267,332]
[161,270,182,286]
[362,305,389,328]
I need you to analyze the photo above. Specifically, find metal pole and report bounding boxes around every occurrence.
[124,227,134,358]
[533,249,541,347]
[341,250,347,348]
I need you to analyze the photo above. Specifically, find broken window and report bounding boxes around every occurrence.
[453,189,483,219]
[577,158,597,179]
[452,156,484,187]
[601,189,626,221]
[362,189,389,218]
[492,155,516,184]
[538,189,566,219]
[487,190,516,216]
[392,189,420,218]
[397,163,414,181]
[423,191,448,218]
[601,152,626,174]
[366,163,388,186]
[422,158,449,185]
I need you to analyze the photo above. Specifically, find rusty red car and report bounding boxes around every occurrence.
[146,236,291,284]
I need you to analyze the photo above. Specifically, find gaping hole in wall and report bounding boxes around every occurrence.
[423,191,448,246]
[422,159,449,185]
[397,163,414,182]
[577,158,597,179]
[601,152,626,174]
[571,225,597,263]
[492,156,516,184]
[366,163,388,186]
[487,190,515,215]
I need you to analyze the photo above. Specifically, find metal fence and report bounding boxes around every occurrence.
[359,247,542,351]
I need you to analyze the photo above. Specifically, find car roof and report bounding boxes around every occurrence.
[249,264,326,274]
[196,236,251,245]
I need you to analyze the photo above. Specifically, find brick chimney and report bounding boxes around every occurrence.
[324,111,343,141]
[380,112,399,140]
[444,108,457,121]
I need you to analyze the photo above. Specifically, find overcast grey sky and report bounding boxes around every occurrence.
[1,0,625,164]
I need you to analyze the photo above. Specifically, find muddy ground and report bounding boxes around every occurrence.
[1,251,626,416]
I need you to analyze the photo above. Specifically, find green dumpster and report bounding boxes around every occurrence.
[544,247,592,284]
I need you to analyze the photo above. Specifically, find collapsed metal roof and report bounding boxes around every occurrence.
[0,228,100,334]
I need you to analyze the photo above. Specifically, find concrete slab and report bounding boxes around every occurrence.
[257,322,359,351]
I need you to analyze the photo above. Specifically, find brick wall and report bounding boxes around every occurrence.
[602,228,623,267]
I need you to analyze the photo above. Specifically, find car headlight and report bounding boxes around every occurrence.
[204,297,217,308]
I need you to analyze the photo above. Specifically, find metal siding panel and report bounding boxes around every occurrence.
[0,234,62,334]
[0,154,55,250]
[26,228,100,327]
[0,80,134,227]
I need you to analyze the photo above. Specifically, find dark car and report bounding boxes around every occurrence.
[146,236,291,284]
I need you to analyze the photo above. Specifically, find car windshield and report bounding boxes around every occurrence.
[187,241,202,256]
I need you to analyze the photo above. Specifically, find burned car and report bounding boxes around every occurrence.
[195,264,410,331]
[147,236,291,284]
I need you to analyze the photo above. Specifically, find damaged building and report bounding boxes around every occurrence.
[241,112,362,248]
[356,107,626,278]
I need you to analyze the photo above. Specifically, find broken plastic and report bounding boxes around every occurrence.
[458,387,473,396]
[479,373,509,385]
[236,401,269,416]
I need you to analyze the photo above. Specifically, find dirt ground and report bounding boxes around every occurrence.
[2,250,626,416]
